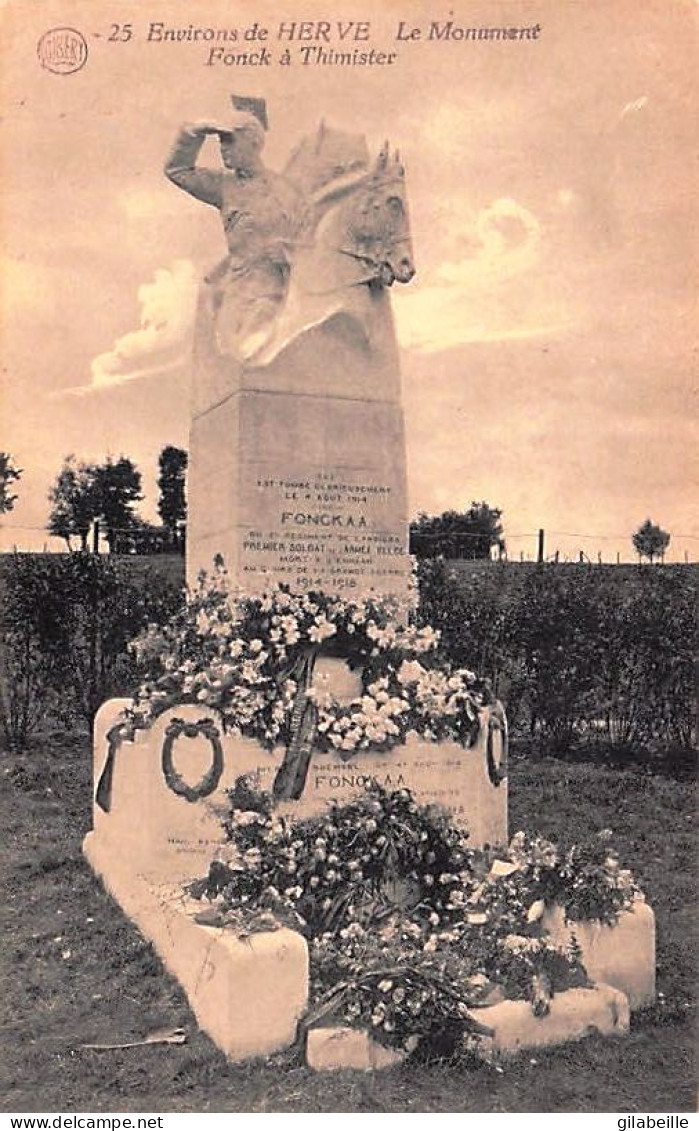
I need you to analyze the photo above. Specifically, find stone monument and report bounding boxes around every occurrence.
[83,99,653,1067]
[166,97,416,604]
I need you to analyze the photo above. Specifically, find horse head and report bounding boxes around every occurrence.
[342,141,416,288]
[243,127,415,367]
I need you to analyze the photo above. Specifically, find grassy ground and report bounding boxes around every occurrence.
[1,734,695,1113]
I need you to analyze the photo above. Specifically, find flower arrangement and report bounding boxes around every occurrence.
[126,570,492,759]
[190,781,640,1055]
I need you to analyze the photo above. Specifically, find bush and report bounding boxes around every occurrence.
[417,560,697,757]
[416,559,528,727]
[0,556,67,751]
[599,568,696,749]
[0,553,184,749]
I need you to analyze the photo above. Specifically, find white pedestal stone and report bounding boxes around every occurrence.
[306,1027,411,1072]
[89,699,507,862]
[187,306,413,604]
[84,831,308,1061]
[542,901,656,1010]
[305,984,630,1070]
[84,697,505,1062]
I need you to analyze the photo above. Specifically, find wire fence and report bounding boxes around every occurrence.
[1,521,696,564]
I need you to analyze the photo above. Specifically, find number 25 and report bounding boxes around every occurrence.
[108,23,133,41]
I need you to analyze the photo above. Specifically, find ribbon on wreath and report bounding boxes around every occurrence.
[272,646,319,801]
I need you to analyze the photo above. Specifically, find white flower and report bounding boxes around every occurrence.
[308,617,336,643]
[233,810,262,827]
[397,659,425,685]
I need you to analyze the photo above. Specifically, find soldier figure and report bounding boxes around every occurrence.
[164,96,301,355]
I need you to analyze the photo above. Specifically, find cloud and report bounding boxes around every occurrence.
[394,197,568,352]
[60,259,198,396]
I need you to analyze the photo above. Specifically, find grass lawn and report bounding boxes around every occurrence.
[1,734,695,1113]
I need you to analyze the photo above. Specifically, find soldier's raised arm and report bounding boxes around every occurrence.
[164,121,225,209]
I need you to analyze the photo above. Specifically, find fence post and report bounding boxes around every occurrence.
[537,528,545,563]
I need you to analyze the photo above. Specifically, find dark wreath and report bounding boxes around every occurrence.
[486,705,508,787]
[161,717,224,803]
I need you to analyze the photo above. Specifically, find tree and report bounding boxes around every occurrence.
[47,456,101,551]
[632,519,671,563]
[157,446,188,551]
[119,519,171,555]
[410,502,505,560]
[96,456,143,552]
[0,452,22,513]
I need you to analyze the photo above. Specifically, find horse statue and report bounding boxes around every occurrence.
[179,105,416,605]
[241,123,415,369]
[181,118,415,388]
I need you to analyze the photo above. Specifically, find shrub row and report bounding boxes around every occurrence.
[0,553,184,750]
[417,560,697,756]
[1,553,695,759]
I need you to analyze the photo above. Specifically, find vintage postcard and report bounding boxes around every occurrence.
[1,0,696,1116]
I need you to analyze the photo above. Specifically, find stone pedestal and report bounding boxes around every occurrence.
[305,984,631,1071]
[89,699,507,877]
[306,1027,412,1072]
[473,984,630,1057]
[187,299,412,605]
[84,834,309,1062]
[542,902,656,1011]
[85,696,505,1063]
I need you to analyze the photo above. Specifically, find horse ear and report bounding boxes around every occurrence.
[393,148,405,175]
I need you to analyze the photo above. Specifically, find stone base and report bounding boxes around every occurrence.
[472,983,630,1057]
[83,830,309,1062]
[305,984,630,1070]
[542,902,656,1010]
[91,698,507,866]
[306,1027,413,1072]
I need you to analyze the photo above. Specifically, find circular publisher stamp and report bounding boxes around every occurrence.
[37,27,88,74]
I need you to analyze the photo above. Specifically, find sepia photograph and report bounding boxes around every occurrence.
[1,0,696,1117]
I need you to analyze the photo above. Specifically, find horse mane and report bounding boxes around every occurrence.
[284,121,371,203]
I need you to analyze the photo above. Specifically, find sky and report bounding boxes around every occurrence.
[1,0,697,561]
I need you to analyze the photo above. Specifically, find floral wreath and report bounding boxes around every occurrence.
[190,781,640,1057]
[126,572,498,799]
[161,717,224,803]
